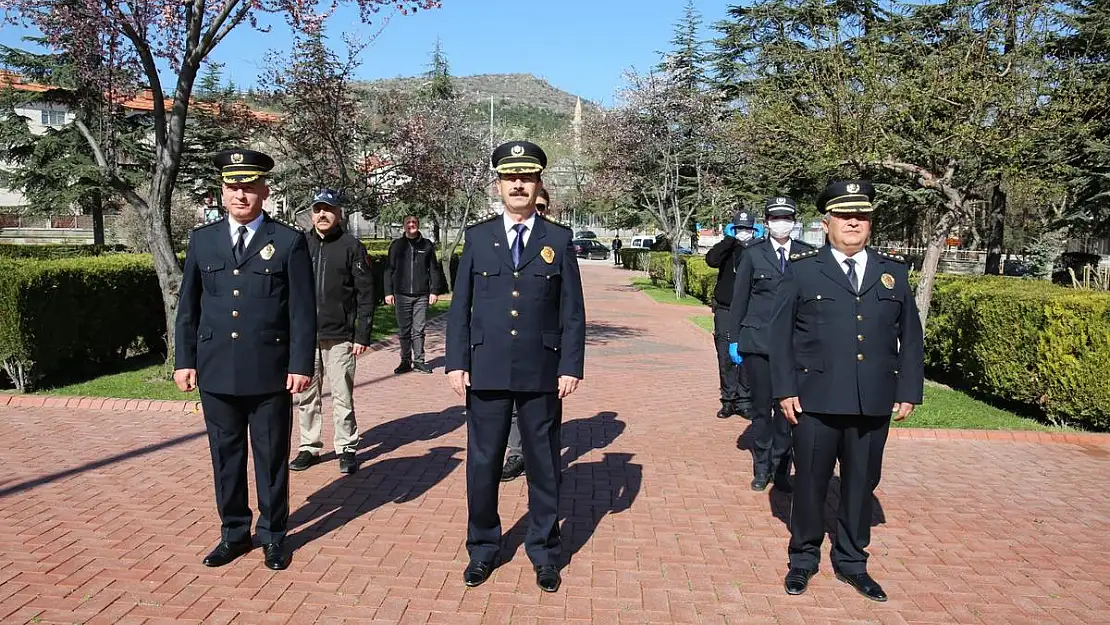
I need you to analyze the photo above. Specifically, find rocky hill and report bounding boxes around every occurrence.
[354,73,599,131]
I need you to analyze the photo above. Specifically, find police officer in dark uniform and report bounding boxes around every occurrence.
[769,180,924,601]
[704,210,757,419]
[445,140,586,593]
[729,196,814,491]
[174,148,317,571]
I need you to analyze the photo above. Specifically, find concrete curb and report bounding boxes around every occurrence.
[0,314,449,414]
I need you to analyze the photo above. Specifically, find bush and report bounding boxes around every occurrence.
[644,251,717,303]
[0,255,165,391]
[619,248,652,270]
[926,275,1110,430]
[0,243,130,260]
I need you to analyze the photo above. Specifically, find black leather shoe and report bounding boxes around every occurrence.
[500,455,525,482]
[394,362,412,374]
[735,402,753,420]
[784,567,817,595]
[413,362,434,374]
[338,451,359,474]
[716,402,733,418]
[289,451,319,472]
[751,473,771,491]
[262,542,290,570]
[836,571,887,602]
[463,559,494,587]
[535,565,561,592]
[202,540,252,567]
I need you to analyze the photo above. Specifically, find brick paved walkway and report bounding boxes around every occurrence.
[2,263,1110,625]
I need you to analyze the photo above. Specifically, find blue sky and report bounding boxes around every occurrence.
[0,0,734,107]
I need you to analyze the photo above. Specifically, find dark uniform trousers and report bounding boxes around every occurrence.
[730,238,815,476]
[175,213,317,546]
[769,245,924,574]
[712,304,748,407]
[445,215,586,567]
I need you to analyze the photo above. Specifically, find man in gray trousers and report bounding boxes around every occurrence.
[384,215,447,374]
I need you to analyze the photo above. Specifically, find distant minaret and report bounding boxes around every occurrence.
[573,97,582,154]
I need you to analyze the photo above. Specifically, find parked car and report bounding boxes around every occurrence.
[574,230,598,239]
[573,239,610,260]
[628,236,655,249]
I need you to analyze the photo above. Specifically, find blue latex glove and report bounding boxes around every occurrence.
[723,223,736,238]
[753,223,766,239]
[729,343,743,365]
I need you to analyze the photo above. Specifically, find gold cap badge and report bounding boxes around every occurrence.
[881,273,895,289]
[260,243,275,260]
[541,245,555,264]
[230,152,244,164]
[846,183,860,194]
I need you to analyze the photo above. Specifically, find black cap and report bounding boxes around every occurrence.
[312,187,342,208]
[732,210,755,228]
[816,180,875,214]
[764,196,797,218]
[213,148,274,184]
[491,140,547,174]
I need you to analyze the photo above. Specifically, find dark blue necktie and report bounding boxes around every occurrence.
[778,247,787,272]
[844,258,858,293]
[511,223,527,267]
[234,225,247,262]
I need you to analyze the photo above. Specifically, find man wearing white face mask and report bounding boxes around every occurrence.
[705,210,758,420]
[729,196,815,491]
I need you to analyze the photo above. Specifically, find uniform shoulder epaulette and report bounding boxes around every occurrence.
[875,249,906,263]
[270,213,304,232]
[789,248,819,262]
[193,215,223,230]
[540,214,571,230]
[466,213,500,229]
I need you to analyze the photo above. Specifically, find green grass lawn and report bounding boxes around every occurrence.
[30,299,451,401]
[632,278,708,307]
[687,314,1064,432]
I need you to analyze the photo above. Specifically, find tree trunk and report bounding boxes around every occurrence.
[985,184,1006,275]
[671,242,686,299]
[145,198,184,358]
[914,208,961,329]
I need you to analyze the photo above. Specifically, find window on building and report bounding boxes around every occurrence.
[40,110,66,126]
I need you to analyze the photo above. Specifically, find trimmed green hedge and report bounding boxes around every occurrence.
[0,243,130,259]
[641,251,717,304]
[925,275,1110,430]
[0,255,165,391]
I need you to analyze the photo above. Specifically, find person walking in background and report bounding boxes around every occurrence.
[289,187,376,476]
[384,215,447,374]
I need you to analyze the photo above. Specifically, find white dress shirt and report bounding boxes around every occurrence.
[229,212,265,249]
[503,211,537,249]
[771,239,792,264]
[828,246,869,291]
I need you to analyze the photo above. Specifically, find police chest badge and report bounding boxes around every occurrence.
[881,273,895,289]
[260,243,275,260]
[541,245,555,264]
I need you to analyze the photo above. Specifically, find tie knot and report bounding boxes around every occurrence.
[844,258,856,268]
[513,223,527,234]
[238,225,247,235]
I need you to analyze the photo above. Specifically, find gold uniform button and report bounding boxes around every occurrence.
[231,332,239,339]
[513,271,520,278]
[857,315,863,321]
[232,269,240,276]
[265,268,270,274]
[510,329,518,336]
[894,369,899,375]
[276,337,281,343]
[482,271,488,276]
[232,289,240,297]
[512,290,520,298]
[857,334,864,341]
[232,310,239,318]
[816,295,822,300]
[856,297,862,302]
[511,310,519,317]
[857,353,864,361]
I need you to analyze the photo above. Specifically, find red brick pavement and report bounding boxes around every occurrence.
[1,262,1109,625]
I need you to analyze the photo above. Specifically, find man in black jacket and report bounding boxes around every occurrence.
[729,196,814,491]
[704,209,757,419]
[289,188,376,475]
[383,215,447,374]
